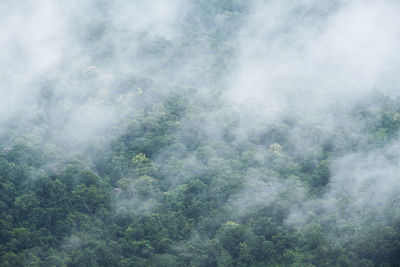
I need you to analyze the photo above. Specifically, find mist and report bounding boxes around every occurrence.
[1,0,400,266]
[227,0,400,245]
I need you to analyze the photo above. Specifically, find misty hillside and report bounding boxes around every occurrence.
[2,1,400,266]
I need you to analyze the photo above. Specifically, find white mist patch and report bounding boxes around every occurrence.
[327,142,400,217]
[61,100,120,144]
[0,0,186,151]
[111,0,185,39]
[228,168,306,217]
[160,154,208,187]
[0,1,66,73]
[286,139,400,243]
[228,0,400,124]
[0,1,67,123]
[228,176,281,216]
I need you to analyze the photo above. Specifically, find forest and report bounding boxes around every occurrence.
[1,0,400,266]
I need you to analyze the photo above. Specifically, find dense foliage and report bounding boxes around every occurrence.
[2,89,400,266]
[2,1,400,266]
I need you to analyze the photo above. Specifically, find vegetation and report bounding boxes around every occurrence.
[1,1,400,266]
[2,88,400,266]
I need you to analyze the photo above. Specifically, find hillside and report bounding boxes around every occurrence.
[1,1,400,266]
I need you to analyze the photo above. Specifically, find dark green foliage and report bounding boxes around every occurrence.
[1,87,400,266]
[1,2,400,266]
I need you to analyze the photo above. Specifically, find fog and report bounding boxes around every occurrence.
[229,0,400,121]
[227,0,400,244]
[2,0,400,265]
[0,0,188,150]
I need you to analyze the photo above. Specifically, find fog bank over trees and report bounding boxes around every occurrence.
[1,1,400,266]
